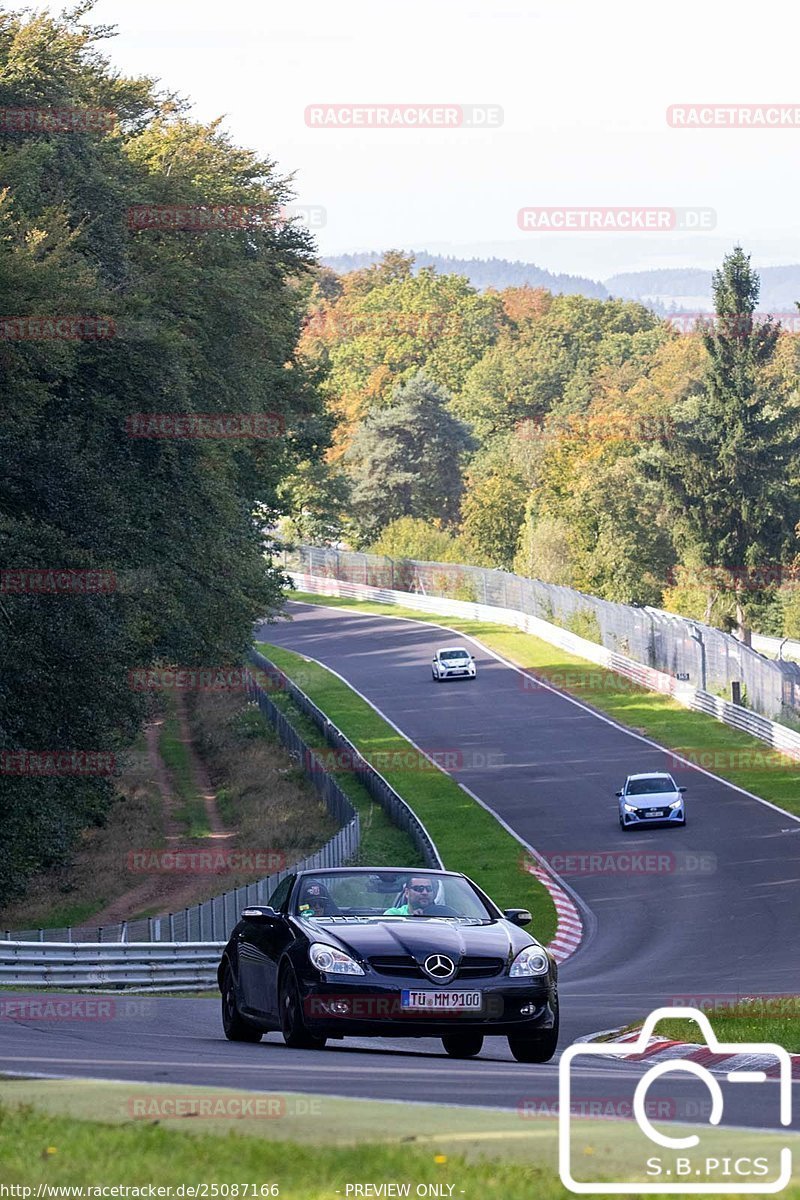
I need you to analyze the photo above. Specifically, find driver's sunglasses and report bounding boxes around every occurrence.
[408,884,434,893]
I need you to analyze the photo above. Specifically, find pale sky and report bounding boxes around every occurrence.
[39,0,800,279]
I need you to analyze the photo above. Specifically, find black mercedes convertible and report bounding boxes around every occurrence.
[218,866,559,1061]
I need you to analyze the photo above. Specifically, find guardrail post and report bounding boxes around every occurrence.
[169,912,175,941]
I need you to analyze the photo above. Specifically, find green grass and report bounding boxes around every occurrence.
[290,591,800,818]
[257,641,557,944]
[0,1082,797,1197]
[158,697,209,837]
[266,688,424,868]
[614,997,800,1053]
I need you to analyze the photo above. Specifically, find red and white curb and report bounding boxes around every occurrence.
[527,863,583,963]
[580,1028,800,1079]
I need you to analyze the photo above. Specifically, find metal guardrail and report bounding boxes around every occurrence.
[0,941,226,990]
[3,665,362,944]
[290,546,800,723]
[288,571,800,766]
[248,650,443,870]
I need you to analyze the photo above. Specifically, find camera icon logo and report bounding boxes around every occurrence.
[559,1006,792,1194]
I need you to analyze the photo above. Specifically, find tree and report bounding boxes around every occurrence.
[368,517,466,563]
[345,372,474,545]
[460,474,528,569]
[647,247,800,643]
[0,7,325,904]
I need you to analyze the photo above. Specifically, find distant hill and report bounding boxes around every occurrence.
[321,251,608,300]
[606,266,800,315]
[321,252,800,316]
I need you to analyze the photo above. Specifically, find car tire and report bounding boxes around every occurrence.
[507,1008,559,1063]
[279,968,327,1050]
[432,670,438,682]
[441,1033,484,1058]
[221,963,262,1043]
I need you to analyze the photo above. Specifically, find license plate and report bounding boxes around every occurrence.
[646,810,665,818]
[401,990,482,1011]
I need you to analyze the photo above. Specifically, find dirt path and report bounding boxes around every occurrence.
[86,708,235,929]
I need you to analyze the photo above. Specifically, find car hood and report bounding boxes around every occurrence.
[304,917,535,964]
[625,791,679,807]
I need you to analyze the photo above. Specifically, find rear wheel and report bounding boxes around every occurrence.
[279,969,327,1050]
[221,964,262,1043]
[442,1033,484,1058]
[508,1007,559,1063]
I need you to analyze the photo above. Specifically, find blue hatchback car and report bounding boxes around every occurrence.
[617,772,686,829]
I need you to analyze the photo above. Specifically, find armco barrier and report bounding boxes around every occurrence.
[4,664,362,944]
[247,650,443,869]
[0,941,225,990]
[288,572,800,766]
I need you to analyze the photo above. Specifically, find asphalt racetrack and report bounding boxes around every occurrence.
[2,600,799,1137]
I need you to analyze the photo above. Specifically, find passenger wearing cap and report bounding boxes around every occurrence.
[298,879,338,918]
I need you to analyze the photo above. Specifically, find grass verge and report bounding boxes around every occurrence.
[257,641,558,944]
[290,591,800,818]
[0,1081,796,1196]
[610,997,800,1053]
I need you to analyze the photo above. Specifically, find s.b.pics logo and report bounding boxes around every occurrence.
[558,1007,792,1194]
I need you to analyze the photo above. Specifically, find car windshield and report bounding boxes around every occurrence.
[292,871,494,921]
[627,777,673,795]
[440,650,469,661]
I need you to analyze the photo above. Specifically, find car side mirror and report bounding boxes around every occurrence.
[241,905,279,921]
[678,786,687,793]
[615,790,623,797]
[504,908,532,926]
[471,655,475,661]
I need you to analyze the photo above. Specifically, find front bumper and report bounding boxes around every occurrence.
[438,668,476,679]
[621,805,684,826]
[298,974,556,1037]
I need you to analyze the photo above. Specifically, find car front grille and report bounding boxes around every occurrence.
[368,955,505,980]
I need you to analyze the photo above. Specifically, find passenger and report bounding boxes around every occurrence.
[298,879,336,918]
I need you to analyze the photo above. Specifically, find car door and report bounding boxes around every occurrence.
[238,875,296,1019]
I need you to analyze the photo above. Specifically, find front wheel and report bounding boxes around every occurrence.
[279,969,327,1050]
[442,1033,484,1058]
[508,1009,559,1063]
[221,964,262,1042]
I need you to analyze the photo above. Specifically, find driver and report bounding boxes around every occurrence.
[383,875,458,917]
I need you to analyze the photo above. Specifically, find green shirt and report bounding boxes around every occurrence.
[383,904,412,915]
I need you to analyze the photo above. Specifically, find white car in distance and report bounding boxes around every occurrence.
[431,646,477,682]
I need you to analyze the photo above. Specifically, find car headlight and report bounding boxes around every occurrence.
[509,946,550,977]
[308,943,365,976]
[623,803,636,812]
[669,799,683,809]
